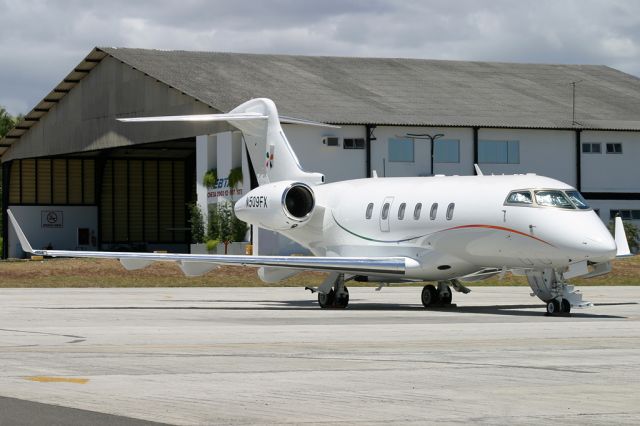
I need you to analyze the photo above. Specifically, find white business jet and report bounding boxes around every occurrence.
[8,98,632,315]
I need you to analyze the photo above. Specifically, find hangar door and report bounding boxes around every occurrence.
[100,158,192,247]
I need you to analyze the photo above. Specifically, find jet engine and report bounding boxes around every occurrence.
[234,181,316,230]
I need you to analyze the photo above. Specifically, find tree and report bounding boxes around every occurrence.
[207,202,248,254]
[188,203,206,244]
[0,106,17,138]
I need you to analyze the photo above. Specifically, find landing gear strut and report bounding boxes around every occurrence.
[316,273,349,309]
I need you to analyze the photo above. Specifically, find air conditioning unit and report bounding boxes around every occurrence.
[322,136,339,147]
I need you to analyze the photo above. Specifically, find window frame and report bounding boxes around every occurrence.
[446,203,455,220]
[433,139,460,163]
[398,202,406,220]
[388,138,415,163]
[365,202,374,219]
[606,143,623,154]
[430,203,438,220]
[413,203,422,220]
[582,142,602,154]
[478,140,520,164]
[381,202,390,220]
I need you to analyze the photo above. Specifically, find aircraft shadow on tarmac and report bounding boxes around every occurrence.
[52,300,635,318]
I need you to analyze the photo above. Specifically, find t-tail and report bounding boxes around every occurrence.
[118,98,328,186]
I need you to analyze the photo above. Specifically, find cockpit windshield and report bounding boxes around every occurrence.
[565,191,590,210]
[535,191,574,209]
[505,189,591,210]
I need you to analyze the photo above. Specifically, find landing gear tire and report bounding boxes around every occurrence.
[318,290,335,309]
[561,298,571,314]
[335,288,349,309]
[421,284,438,308]
[439,287,452,305]
[546,299,560,315]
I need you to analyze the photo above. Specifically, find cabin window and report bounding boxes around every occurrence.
[430,203,438,220]
[506,190,533,205]
[365,203,374,219]
[398,203,406,220]
[446,203,455,220]
[381,203,390,220]
[534,190,575,209]
[413,203,422,220]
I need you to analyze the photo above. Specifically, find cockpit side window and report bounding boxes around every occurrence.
[565,191,590,210]
[506,190,533,205]
[534,190,575,209]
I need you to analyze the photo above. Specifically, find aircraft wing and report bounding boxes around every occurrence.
[7,210,409,277]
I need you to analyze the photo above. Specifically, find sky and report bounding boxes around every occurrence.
[1,0,639,115]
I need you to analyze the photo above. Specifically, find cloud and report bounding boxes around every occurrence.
[0,0,639,115]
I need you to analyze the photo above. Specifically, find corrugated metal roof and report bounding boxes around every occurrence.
[3,47,640,156]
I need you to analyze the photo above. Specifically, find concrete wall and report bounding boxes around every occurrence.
[581,131,640,192]
[7,205,98,258]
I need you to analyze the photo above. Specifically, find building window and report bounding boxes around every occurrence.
[606,143,622,154]
[446,203,455,220]
[365,202,374,219]
[434,139,460,163]
[398,203,406,220]
[8,158,96,206]
[413,203,422,220]
[388,138,414,162]
[582,143,601,154]
[478,140,519,164]
[610,209,640,220]
[343,138,365,150]
[430,203,438,220]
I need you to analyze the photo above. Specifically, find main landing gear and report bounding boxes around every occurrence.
[545,298,572,315]
[421,280,470,308]
[308,273,350,309]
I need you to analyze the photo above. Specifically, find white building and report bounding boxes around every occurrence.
[2,48,640,258]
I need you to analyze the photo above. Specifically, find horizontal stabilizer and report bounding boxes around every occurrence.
[117,112,267,123]
[117,112,339,128]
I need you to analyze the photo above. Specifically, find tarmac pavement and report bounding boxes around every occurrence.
[0,286,638,425]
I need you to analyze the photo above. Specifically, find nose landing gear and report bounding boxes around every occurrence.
[527,268,591,316]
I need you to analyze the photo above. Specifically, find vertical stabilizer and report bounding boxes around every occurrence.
[228,98,324,186]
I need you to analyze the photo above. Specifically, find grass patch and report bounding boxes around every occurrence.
[0,257,638,288]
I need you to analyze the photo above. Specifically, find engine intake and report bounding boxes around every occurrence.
[283,183,315,220]
[235,181,316,230]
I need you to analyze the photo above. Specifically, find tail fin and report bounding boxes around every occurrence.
[7,209,36,254]
[228,98,325,185]
[118,98,326,186]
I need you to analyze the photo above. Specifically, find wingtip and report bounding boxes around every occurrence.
[7,209,35,254]
[614,216,632,257]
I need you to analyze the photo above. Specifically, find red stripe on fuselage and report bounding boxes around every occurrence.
[444,224,554,247]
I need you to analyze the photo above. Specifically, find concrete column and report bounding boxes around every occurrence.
[196,134,217,222]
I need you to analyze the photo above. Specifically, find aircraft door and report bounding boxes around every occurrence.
[380,196,394,232]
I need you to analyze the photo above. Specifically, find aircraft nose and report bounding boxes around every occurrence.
[579,230,617,261]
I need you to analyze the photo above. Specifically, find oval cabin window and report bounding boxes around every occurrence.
[398,203,406,220]
[381,203,390,220]
[446,203,455,220]
[365,203,374,219]
[430,203,438,220]
[414,203,422,220]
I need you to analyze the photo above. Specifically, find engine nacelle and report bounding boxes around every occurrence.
[234,181,316,230]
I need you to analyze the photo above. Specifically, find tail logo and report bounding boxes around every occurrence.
[265,144,275,169]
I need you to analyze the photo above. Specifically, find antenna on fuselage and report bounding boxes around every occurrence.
[474,164,484,176]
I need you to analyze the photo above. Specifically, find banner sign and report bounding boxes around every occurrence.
[207,178,244,203]
[41,210,64,228]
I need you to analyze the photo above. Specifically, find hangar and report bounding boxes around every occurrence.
[2,47,640,258]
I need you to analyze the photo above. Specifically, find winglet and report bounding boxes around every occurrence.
[615,216,632,257]
[7,210,35,254]
[474,164,483,176]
